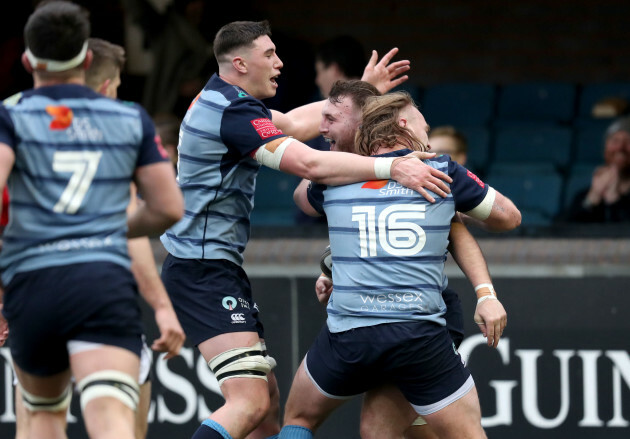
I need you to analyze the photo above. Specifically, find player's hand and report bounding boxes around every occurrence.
[0,304,8,347]
[152,305,186,360]
[474,298,507,348]
[391,154,452,203]
[361,48,410,94]
[315,274,333,304]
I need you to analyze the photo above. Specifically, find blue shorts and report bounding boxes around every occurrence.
[442,287,464,348]
[161,255,264,346]
[2,262,143,376]
[304,321,473,415]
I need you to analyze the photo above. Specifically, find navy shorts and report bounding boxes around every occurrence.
[161,255,264,346]
[304,321,472,415]
[2,262,143,376]
[442,287,465,348]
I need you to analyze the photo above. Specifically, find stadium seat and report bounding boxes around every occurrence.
[391,83,422,104]
[562,164,597,210]
[574,124,607,164]
[485,172,564,225]
[485,162,557,177]
[457,125,491,176]
[421,83,496,126]
[577,82,630,117]
[250,166,301,226]
[492,125,573,170]
[496,82,577,124]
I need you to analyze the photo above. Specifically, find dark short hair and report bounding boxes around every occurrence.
[24,0,90,62]
[86,38,126,90]
[213,20,272,63]
[316,35,366,79]
[329,80,380,110]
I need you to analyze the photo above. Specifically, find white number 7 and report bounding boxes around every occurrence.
[52,151,103,214]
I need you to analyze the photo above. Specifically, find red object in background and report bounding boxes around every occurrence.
[1,187,8,227]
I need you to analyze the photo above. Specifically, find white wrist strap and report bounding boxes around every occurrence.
[477,295,498,305]
[374,157,394,180]
[474,283,495,295]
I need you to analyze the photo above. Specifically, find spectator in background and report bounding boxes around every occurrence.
[429,125,468,166]
[567,116,630,222]
[314,35,367,99]
[153,113,181,170]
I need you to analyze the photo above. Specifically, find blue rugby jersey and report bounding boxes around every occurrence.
[0,84,168,285]
[160,74,286,265]
[307,150,491,332]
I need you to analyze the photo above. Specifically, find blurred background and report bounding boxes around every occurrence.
[1,1,629,438]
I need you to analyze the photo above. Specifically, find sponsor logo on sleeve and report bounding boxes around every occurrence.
[250,118,283,139]
[467,170,485,188]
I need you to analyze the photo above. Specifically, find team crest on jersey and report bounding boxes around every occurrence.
[46,105,73,130]
[361,180,389,189]
[222,296,238,310]
[467,170,485,188]
[250,118,283,139]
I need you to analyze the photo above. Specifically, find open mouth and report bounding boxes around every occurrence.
[270,75,280,87]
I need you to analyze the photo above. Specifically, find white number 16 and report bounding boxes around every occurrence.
[352,204,426,257]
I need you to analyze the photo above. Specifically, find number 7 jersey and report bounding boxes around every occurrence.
[0,84,168,285]
[307,149,491,333]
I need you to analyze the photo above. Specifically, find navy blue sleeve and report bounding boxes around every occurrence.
[220,97,287,158]
[136,104,170,167]
[448,160,490,212]
[0,105,16,151]
[306,181,326,215]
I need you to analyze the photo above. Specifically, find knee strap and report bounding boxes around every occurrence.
[77,370,139,411]
[209,341,272,386]
[20,383,72,413]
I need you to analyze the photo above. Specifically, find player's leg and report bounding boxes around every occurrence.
[14,382,30,439]
[70,343,140,439]
[194,331,274,439]
[135,337,153,439]
[359,385,420,439]
[421,386,486,439]
[279,358,346,438]
[12,364,72,439]
[244,342,281,439]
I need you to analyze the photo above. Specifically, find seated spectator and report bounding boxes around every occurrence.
[566,116,630,222]
[429,125,468,165]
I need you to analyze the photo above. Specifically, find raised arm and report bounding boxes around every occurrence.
[448,216,506,348]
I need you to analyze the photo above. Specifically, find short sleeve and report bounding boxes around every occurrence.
[0,106,17,151]
[136,105,170,167]
[449,160,490,212]
[307,181,327,215]
[220,98,286,158]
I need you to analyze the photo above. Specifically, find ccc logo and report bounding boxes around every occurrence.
[231,313,245,322]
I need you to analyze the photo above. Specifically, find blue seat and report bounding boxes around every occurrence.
[562,164,597,210]
[250,167,301,226]
[391,83,422,104]
[457,125,491,175]
[492,125,573,170]
[485,172,563,223]
[578,82,630,117]
[574,125,607,164]
[421,83,496,126]
[497,82,577,124]
[486,162,557,177]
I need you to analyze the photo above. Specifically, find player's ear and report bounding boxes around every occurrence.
[233,56,247,74]
[21,52,33,74]
[98,79,111,96]
[398,117,407,128]
[83,49,93,70]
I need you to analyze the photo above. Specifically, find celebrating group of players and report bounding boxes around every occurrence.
[0,2,520,439]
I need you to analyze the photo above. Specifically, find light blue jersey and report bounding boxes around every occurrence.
[0,84,167,285]
[160,74,286,265]
[309,150,491,332]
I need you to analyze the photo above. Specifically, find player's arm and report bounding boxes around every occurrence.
[256,137,451,198]
[270,48,410,142]
[293,178,320,217]
[0,143,14,197]
[448,215,506,348]
[460,189,521,232]
[129,162,183,238]
[127,185,185,359]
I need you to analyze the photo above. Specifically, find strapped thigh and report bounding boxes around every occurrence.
[77,370,140,411]
[19,383,72,412]
[208,341,272,386]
